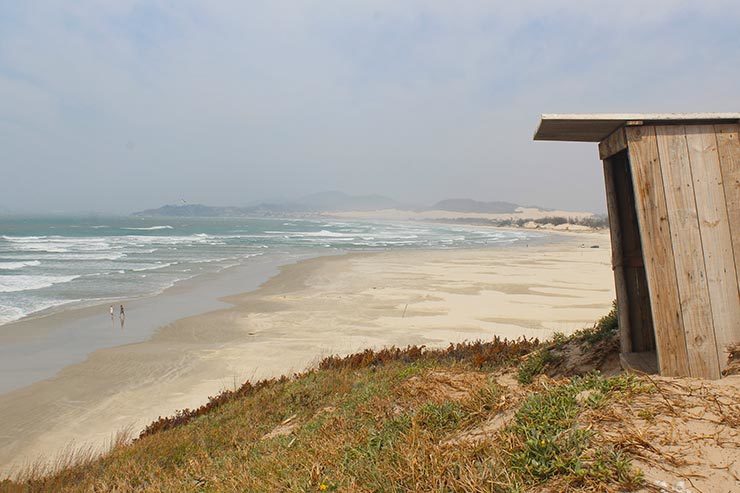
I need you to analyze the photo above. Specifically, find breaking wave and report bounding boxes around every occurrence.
[0,275,80,293]
[122,225,174,231]
[0,260,41,270]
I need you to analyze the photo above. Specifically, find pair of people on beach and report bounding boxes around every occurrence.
[109,304,125,318]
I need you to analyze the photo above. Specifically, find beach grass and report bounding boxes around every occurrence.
[2,308,660,493]
[516,302,619,385]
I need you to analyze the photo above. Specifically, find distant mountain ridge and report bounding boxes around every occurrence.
[133,192,540,217]
[133,192,403,217]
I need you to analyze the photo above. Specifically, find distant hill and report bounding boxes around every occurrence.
[430,199,520,214]
[133,192,401,217]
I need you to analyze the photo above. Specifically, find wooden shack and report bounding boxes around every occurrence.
[534,113,740,379]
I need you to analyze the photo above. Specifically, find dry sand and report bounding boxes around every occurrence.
[0,233,614,476]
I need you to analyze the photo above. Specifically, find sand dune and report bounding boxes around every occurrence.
[323,206,596,222]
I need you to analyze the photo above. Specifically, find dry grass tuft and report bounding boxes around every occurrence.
[318,336,540,371]
[399,370,489,403]
[139,375,289,438]
[516,302,621,385]
[2,426,135,491]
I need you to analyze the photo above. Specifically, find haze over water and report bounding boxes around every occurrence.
[0,216,544,326]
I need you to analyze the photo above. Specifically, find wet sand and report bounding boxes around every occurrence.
[0,250,322,394]
[0,232,614,476]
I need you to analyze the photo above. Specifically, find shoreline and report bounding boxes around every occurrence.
[0,249,327,394]
[0,231,613,476]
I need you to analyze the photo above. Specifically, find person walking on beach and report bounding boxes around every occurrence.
[119,304,125,318]
[109,305,114,318]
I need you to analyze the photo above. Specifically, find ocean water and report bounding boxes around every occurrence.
[0,216,544,326]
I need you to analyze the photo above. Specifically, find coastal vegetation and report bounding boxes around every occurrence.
[4,305,737,492]
[437,215,609,230]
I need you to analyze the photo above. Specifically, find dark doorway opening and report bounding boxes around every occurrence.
[604,149,657,371]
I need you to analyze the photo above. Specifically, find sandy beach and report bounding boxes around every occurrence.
[0,232,614,476]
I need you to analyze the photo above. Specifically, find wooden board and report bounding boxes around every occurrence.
[603,157,632,353]
[685,125,740,372]
[655,125,720,379]
[534,113,740,142]
[599,128,627,160]
[626,125,689,377]
[714,124,740,292]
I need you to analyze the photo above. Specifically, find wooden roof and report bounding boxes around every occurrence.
[533,113,740,142]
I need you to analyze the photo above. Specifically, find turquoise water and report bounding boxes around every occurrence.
[0,216,544,326]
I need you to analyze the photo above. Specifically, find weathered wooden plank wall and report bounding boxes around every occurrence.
[714,124,740,297]
[685,124,740,372]
[626,126,690,377]
[655,125,720,378]
[715,123,740,371]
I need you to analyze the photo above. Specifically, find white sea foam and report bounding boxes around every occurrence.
[0,275,80,293]
[132,262,173,272]
[0,304,24,325]
[2,236,113,253]
[291,230,355,238]
[0,260,41,270]
[10,252,127,261]
[0,298,84,325]
[117,235,217,246]
[192,257,235,264]
[122,225,174,231]
[1,235,45,241]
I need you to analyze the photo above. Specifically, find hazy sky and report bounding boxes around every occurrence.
[1,1,739,214]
